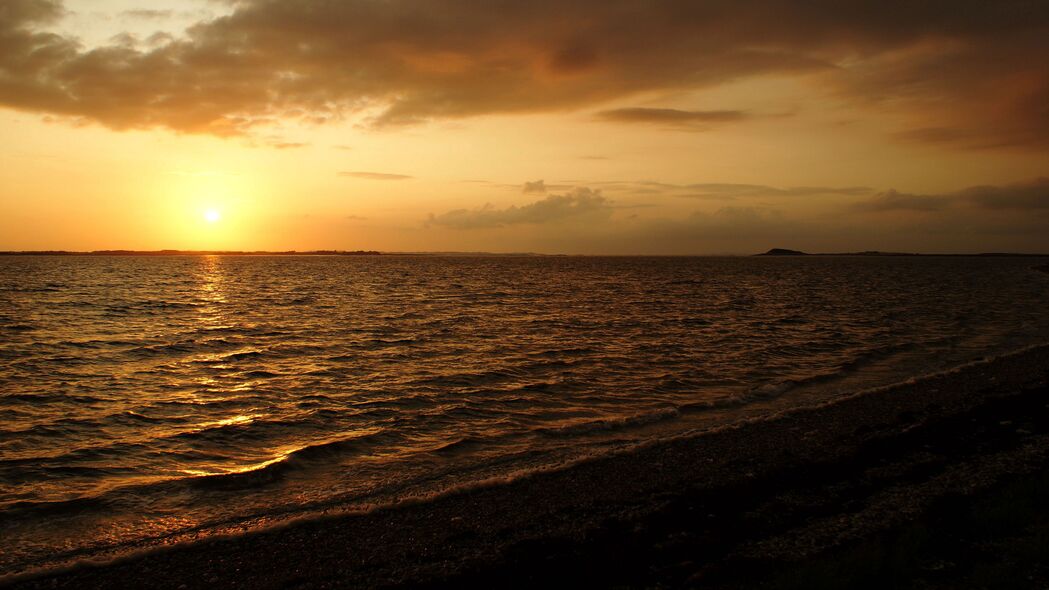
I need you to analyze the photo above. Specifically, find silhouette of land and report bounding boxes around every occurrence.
[2,249,1046,258]
[7,345,1049,589]
[757,248,1049,257]
[0,250,383,256]
[0,250,558,257]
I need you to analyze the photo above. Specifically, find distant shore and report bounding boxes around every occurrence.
[2,249,1048,258]
[0,250,384,257]
[0,250,559,257]
[757,247,1049,257]
[6,343,1049,589]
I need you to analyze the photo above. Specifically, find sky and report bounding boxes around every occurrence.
[1,0,1048,254]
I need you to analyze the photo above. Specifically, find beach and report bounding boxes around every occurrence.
[5,343,1048,589]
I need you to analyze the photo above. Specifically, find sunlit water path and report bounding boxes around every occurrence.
[2,255,1048,574]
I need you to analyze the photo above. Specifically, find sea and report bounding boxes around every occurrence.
[2,255,1048,575]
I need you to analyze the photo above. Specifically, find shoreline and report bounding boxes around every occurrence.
[5,344,1049,588]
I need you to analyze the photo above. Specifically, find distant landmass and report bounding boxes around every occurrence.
[0,250,384,256]
[0,249,1044,257]
[0,250,562,257]
[757,248,1048,257]
[759,248,810,256]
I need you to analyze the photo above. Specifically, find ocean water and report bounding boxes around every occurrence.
[2,255,1048,574]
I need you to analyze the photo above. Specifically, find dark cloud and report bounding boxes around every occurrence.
[0,0,1046,147]
[853,178,1049,212]
[852,189,948,212]
[834,35,1049,149]
[595,108,747,129]
[682,183,872,198]
[428,188,611,229]
[600,181,873,199]
[0,0,63,24]
[522,180,546,194]
[957,178,1049,210]
[339,171,412,180]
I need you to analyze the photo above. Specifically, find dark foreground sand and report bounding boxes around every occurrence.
[6,345,1049,589]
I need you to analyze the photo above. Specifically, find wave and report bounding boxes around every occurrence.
[126,342,196,358]
[360,337,416,348]
[0,496,108,524]
[185,430,397,490]
[534,406,682,438]
[0,392,106,405]
[427,436,485,456]
[1,324,35,332]
[0,285,62,293]
[242,370,280,378]
[216,349,266,362]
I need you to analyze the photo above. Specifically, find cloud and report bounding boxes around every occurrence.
[339,171,412,180]
[831,35,1049,149]
[0,0,63,24]
[120,10,174,20]
[522,180,546,194]
[595,108,748,129]
[429,188,611,229]
[681,183,873,198]
[957,177,1049,210]
[596,181,873,200]
[261,138,308,149]
[852,177,1049,212]
[0,0,1045,148]
[852,189,948,212]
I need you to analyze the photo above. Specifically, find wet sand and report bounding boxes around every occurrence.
[6,345,1049,589]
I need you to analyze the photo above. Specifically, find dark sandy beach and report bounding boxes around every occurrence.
[5,344,1049,589]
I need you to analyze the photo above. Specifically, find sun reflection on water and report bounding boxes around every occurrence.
[197,255,227,312]
[200,414,259,429]
[188,255,231,402]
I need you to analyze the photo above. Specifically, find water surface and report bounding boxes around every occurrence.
[2,255,1048,574]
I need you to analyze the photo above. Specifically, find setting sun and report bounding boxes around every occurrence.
[204,209,222,223]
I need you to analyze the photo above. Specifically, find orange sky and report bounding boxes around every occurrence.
[1,0,1047,254]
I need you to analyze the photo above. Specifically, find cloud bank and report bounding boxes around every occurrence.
[423,177,1049,254]
[855,178,1049,212]
[0,0,1045,147]
[428,188,611,229]
[595,108,747,130]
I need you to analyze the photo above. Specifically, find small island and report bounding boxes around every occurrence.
[757,248,809,256]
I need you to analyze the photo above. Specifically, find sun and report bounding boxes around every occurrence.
[203,209,222,223]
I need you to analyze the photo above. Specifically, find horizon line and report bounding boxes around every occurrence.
[2,249,1049,258]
